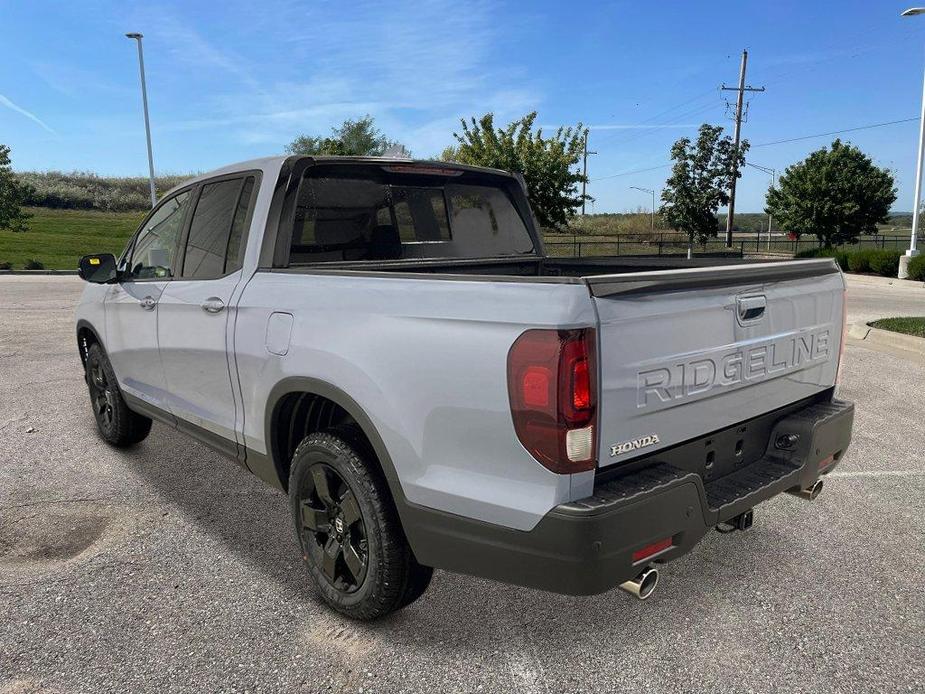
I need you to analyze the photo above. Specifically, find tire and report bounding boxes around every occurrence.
[288,430,431,620]
[84,343,152,447]
[397,561,434,610]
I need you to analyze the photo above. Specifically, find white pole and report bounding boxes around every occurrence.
[767,170,775,252]
[127,33,157,208]
[899,10,925,278]
[908,64,925,254]
[651,189,656,231]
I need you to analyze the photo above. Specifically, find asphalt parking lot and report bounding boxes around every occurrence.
[1,274,923,694]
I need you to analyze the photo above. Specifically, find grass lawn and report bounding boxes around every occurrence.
[0,207,144,270]
[869,317,925,338]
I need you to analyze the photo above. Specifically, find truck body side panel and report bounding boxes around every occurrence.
[234,271,597,531]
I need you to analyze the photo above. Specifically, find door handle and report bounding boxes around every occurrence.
[737,295,766,322]
[201,297,225,314]
[139,296,157,311]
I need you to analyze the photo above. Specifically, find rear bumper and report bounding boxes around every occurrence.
[403,398,854,595]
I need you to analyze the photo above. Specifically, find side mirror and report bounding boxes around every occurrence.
[78,253,118,283]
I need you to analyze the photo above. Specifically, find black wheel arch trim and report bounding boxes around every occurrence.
[262,376,407,507]
[76,318,105,367]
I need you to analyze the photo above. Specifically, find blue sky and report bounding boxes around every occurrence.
[2,0,925,213]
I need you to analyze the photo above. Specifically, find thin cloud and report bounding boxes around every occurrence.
[153,0,540,152]
[0,93,55,133]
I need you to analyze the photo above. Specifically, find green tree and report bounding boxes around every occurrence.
[444,112,588,229]
[0,144,32,232]
[765,139,896,247]
[286,115,406,157]
[659,124,747,249]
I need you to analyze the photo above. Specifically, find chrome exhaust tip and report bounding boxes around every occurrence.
[619,566,659,600]
[787,478,824,501]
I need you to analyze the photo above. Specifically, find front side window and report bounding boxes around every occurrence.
[129,190,192,279]
[182,177,254,280]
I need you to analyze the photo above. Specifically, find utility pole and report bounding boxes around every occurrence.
[721,50,765,246]
[581,132,597,215]
[126,32,157,208]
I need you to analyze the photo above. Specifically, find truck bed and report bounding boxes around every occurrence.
[279,253,824,281]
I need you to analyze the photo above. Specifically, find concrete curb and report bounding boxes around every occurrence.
[0,269,78,275]
[848,321,925,354]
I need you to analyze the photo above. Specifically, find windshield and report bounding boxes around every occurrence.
[288,165,536,264]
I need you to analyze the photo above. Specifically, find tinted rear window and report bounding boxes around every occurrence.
[288,165,535,263]
[182,176,255,279]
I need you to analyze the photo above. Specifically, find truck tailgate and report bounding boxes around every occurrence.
[587,259,845,468]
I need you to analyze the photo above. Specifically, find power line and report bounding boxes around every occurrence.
[593,118,921,183]
[759,28,922,88]
[598,96,717,148]
[753,117,919,147]
[592,163,671,182]
[604,100,721,151]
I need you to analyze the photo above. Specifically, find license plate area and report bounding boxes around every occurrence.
[698,424,767,481]
[594,393,830,486]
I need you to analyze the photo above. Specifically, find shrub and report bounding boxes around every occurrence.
[24,258,44,270]
[835,249,852,270]
[868,249,901,276]
[0,261,12,270]
[846,248,876,273]
[15,171,194,212]
[794,246,850,270]
[907,253,925,281]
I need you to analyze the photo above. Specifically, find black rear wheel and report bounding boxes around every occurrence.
[289,431,431,620]
[84,343,152,447]
[299,462,370,593]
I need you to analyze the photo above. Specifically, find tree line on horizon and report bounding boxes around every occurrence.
[0,113,901,248]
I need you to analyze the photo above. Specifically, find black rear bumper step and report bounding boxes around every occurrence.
[704,458,800,511]
[559,398,854,526]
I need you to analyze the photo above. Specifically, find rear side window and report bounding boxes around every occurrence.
[182,176,255,279]
[225,177,255,273]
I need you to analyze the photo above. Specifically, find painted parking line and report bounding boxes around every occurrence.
[827,469,925,478]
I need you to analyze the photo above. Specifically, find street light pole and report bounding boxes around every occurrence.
[126,32,157,208]
[900,8,925,278]
[746,161,776,251]
[630,186,656,231]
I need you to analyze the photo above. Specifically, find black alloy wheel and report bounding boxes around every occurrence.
[299,463,369,593]
[288,430,433,619]
[88,358,116,432]
[83,343,152,447]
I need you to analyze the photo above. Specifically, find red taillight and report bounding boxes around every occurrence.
[522,366,551,407]
[632,537,673,563]
[571,353,591,411]
[507,328,597,473]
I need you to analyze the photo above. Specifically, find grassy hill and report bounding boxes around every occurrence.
[0,207,143,270]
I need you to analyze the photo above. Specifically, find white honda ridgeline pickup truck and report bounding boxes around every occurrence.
[75,156,854,619]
